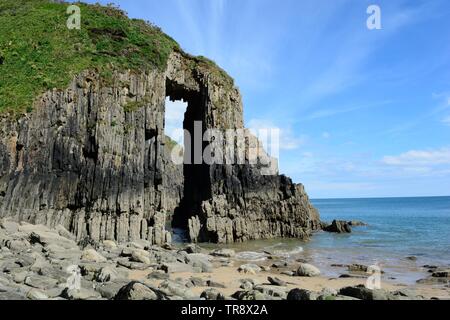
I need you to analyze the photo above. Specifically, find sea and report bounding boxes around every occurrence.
[199,196,450,285]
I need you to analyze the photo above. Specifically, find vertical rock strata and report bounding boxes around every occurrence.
[0,52,321,244]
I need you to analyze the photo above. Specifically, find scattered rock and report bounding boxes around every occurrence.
[317,288,338,300]
[211,248,236,258]
[323,220,352,233]
[115,281,167,300]
[158,280,197,299]
[95,280,129,300]
[238,264,261,275]
[182,244,202,254]
[131,249,152,264]
[61,288,102,300]
[239,279,255,291]
[201,288,225,300]
[348,221,367,227]
[287,288,318,300]
[267,276,286,287]
[348,264,369,273]
[432,269,450,278]
[26,288,49,300]
[160,262,197,274]
[296,263,321,277]
[102,240,117,250]
[185,253,213,273]
[0,219,19,234]
[254,285,288,299]
[147,271,170,280]
[190,277,207,287]
[405,256,418,261]
[24,275,58,290]
[81,249,107,263]
[207,280,226,288]
[95,266,119,283]
[339,285,392,300]
[232,290,272,301]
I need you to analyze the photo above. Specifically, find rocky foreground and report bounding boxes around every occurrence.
[1,219,449,301]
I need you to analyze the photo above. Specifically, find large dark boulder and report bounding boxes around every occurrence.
[324,220,352,233]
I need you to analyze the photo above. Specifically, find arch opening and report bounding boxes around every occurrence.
[164,79,212,240]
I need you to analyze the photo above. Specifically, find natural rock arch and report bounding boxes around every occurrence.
[0,52,321,244]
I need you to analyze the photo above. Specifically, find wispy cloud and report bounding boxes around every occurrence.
[443,116,450,126]
[305,100,393,121]
[248,119,307,151]
[382,148,450,166]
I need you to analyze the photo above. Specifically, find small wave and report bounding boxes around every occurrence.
[273,246,304,258]
[235,251,268,262]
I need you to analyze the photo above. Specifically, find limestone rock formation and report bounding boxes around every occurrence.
[0,2,321,244]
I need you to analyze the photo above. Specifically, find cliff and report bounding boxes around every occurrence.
[0,0,321,244]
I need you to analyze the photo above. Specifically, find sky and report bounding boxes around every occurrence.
[85,0,450,199]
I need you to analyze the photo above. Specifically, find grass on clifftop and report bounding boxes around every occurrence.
[0,0,180,114]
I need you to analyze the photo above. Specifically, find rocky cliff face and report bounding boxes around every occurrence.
[0,51,321,244]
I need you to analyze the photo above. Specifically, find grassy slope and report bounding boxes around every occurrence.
[0,0,185,114]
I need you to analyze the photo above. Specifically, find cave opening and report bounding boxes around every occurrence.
[164,79,212,240]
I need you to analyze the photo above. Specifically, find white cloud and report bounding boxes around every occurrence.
[322,132,330,139]
[443,116,450,126]
[248,119,307,151]
[382,148,450,166]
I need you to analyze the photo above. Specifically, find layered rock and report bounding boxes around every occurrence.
[0,50,321,244]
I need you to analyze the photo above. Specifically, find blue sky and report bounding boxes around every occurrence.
[85,0,450,198]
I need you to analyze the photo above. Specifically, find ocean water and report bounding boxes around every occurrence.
[203,196,450,284]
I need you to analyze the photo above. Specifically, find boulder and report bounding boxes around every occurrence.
[185,254,213,273]
[296,263,321,277]
[207,280,226,288]
[81,249,107,263]
[211,249,236,258]
[23,225,77,249]
[0,219,19,234]
[348,221,367,227]
[95,266,120,283]
[232,290,272,301]
[182,244,202,254]
[95,280,129,300]
[238,264,261,275]
[24,275,58,290]
[339,285,392,300]
[348,264,369,273]
[26,288,49,300]
[115,282,168,300]
[432,269,450,278]
[61,288,102,300]
[201,288,225,300]
[287,288,319,300]
[267,276,286,286]
[158,280,197,299]
[102,240,117,250]
[323,220,352,233]
[131,249,152,265]
[160,262,197,273]
[239,279,255,291]
[254,285,288,299]
[147,271,170,280]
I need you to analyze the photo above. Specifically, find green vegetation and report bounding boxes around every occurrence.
[0,0,180,114]
[164,135,180,151]
[186,54,234,89]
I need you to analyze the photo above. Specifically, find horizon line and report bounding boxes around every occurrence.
[311,195,450,201]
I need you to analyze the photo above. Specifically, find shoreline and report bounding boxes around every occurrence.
[0,220,449,300]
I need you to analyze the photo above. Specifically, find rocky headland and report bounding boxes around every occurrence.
[0,0,320,245]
